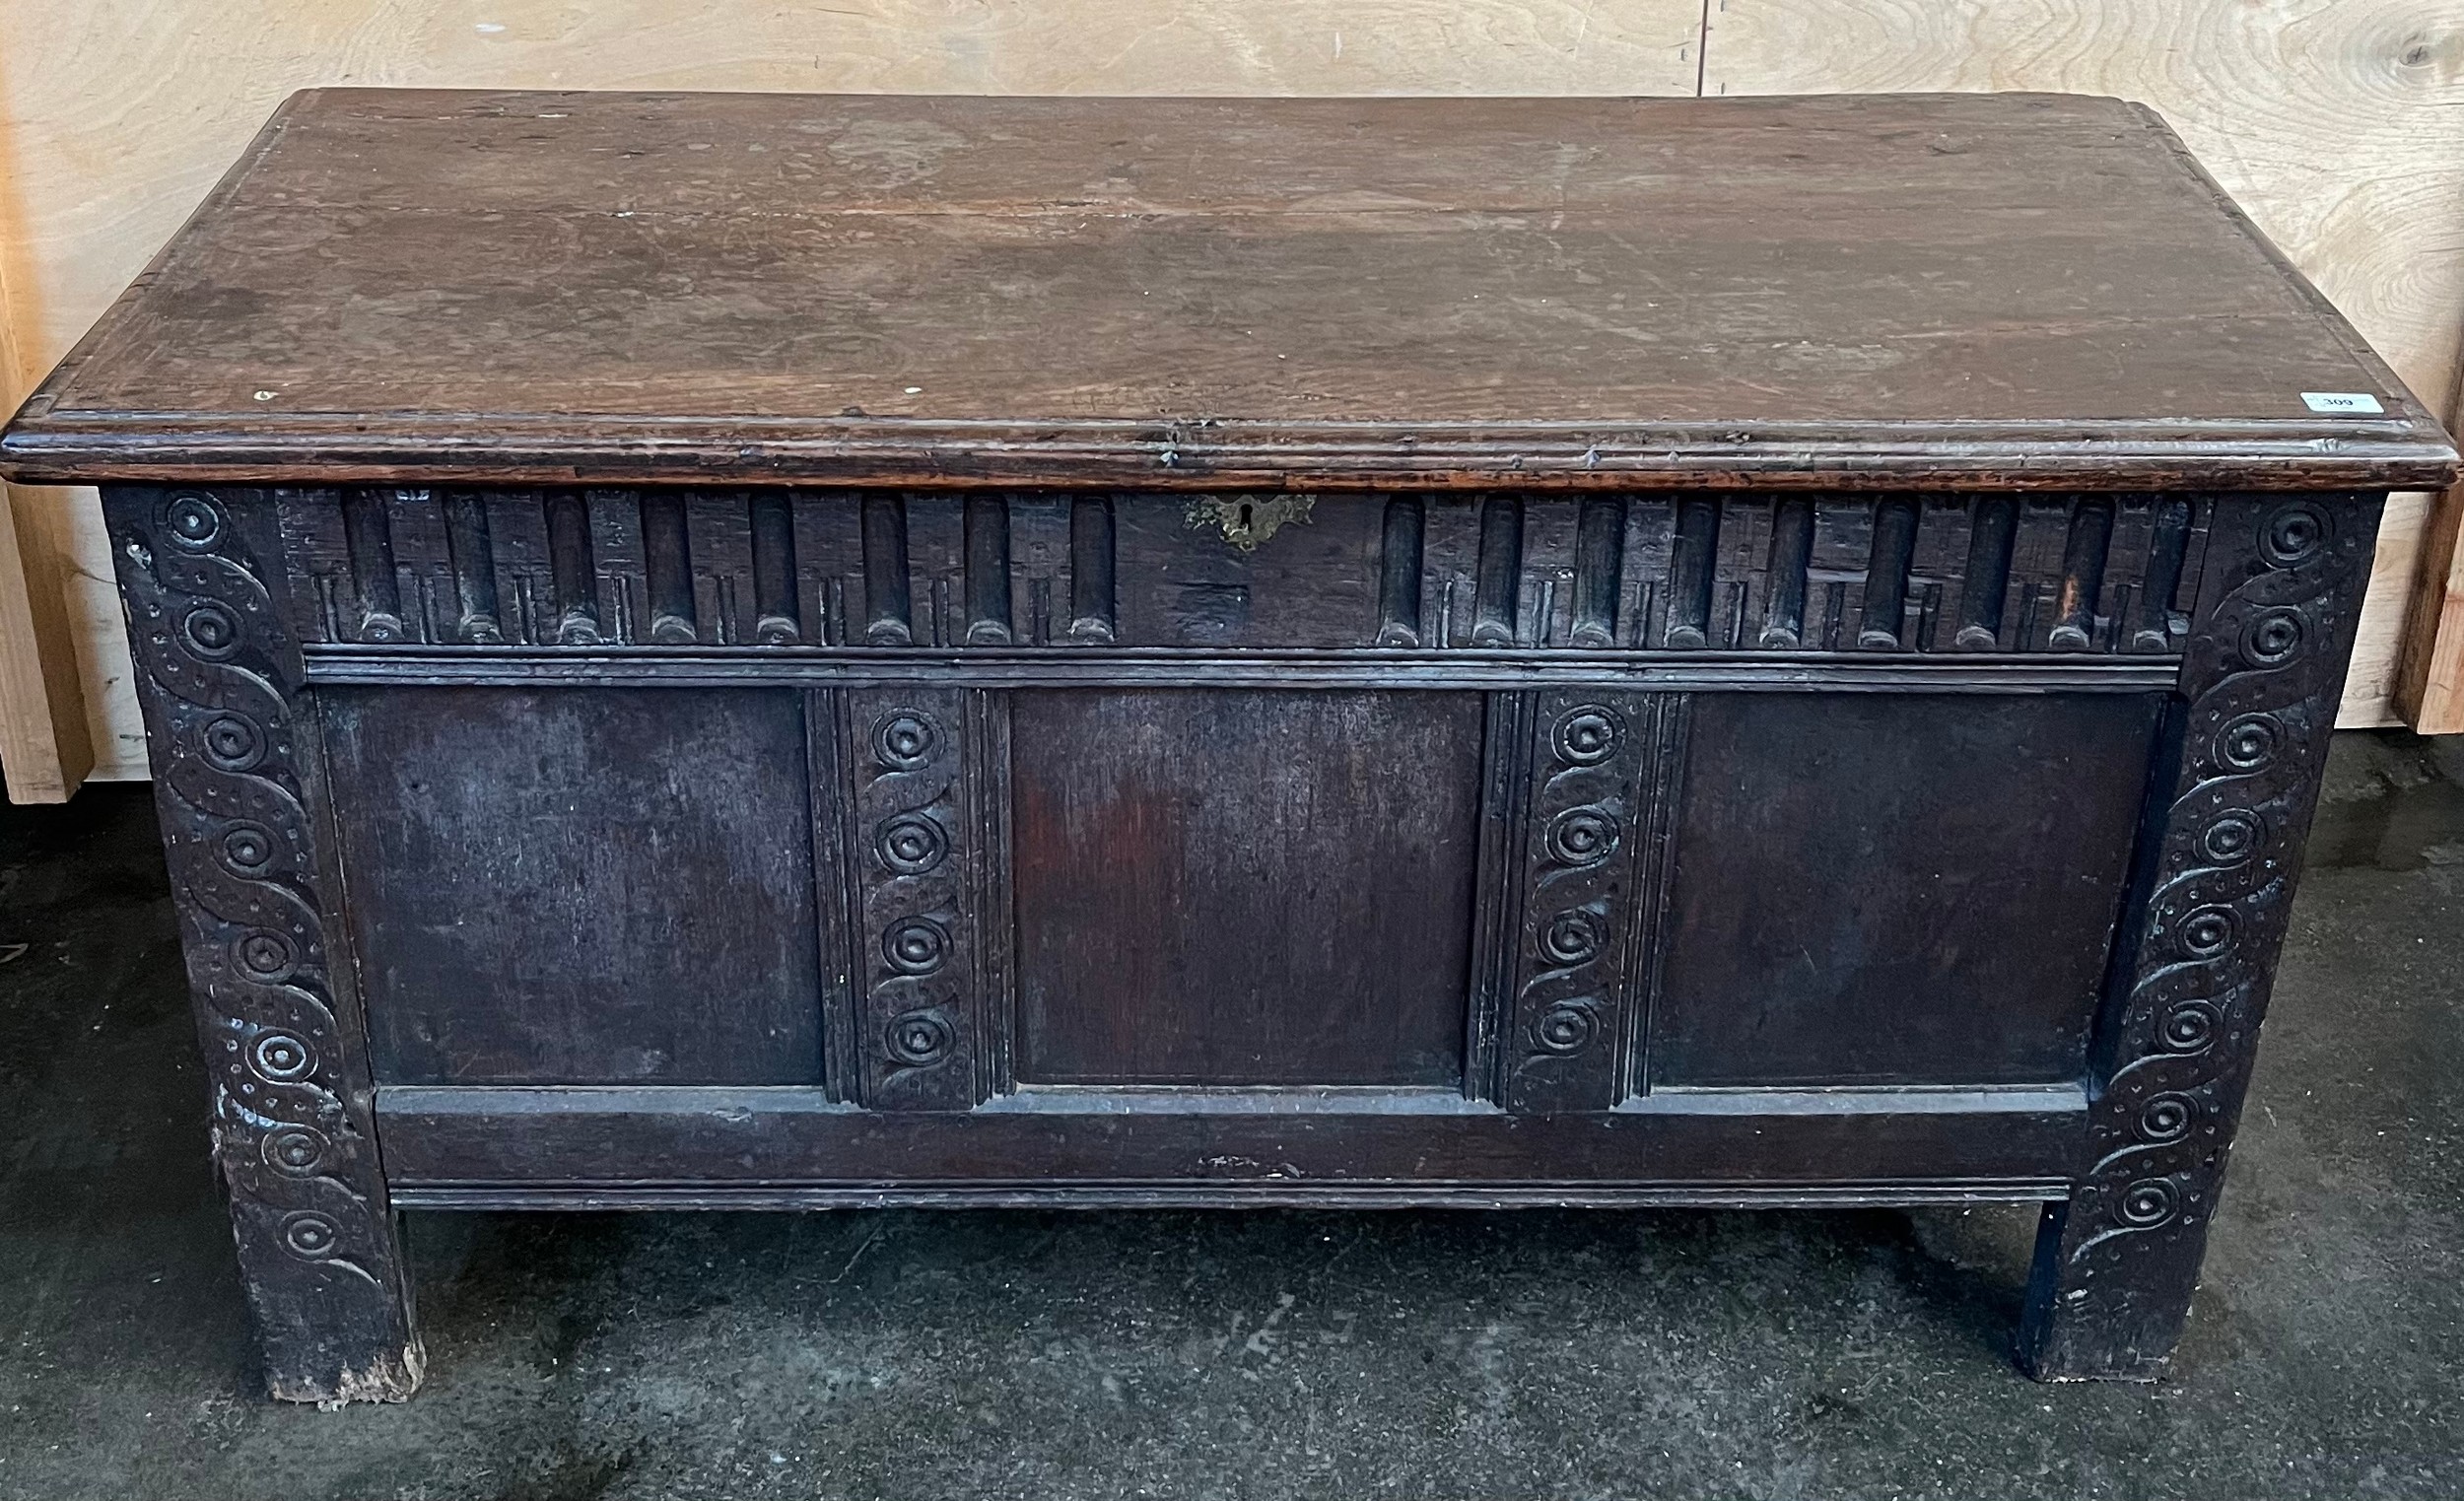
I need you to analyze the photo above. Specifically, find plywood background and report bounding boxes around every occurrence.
[2,0,2458,785]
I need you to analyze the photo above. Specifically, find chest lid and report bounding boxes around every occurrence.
[3,90,2452,492]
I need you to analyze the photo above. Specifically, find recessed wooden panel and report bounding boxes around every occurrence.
[1647,692,2161,1089]
[1010,690,1482,1086]
[324,687,823,1085]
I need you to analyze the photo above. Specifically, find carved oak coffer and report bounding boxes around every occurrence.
[4,90,2454,1402]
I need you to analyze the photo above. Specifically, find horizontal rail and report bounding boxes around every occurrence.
[306,646,2181,693]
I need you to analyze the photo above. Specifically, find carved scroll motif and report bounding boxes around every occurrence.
[841,688,1006,1109]
[1486,692,1684,1112]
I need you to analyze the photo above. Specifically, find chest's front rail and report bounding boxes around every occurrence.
[105,483,2375,1398]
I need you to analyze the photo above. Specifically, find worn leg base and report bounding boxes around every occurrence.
[2015,1198,2204,1382]
[229,1196,426,1403]
[267,1343,426,1406]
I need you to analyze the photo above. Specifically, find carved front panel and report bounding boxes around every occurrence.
[278,489,2208,657]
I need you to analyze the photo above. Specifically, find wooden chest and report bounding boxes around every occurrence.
[5,90,2453,1401]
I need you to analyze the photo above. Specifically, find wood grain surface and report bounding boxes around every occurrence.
[0,185,91,799]
[2397,365,2464,730]
[4,91,2446,494]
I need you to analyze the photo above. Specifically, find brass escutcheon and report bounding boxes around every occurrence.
[1185,494,1316,551]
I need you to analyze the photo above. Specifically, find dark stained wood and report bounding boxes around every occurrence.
[827,686,1009,1110]
[1010,690,1480,1086]
[1472,692,1686,1112]
[1648,692,2163,1089]
[305,650,2186,694]
[1112,494,1382,648]
[4,93,2451,492]
[322,686,824,1086]
[48,95,2442,1400]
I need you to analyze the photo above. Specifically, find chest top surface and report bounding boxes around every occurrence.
[2,90,2452,492]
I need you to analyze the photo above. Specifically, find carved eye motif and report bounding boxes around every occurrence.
[235,930,296,980]
[2240,607,2304,666]
[2159,999,2221,1054]
[264,1126,332,1178]
[2137,1094,2197,1143]
[249,1031,316,1082]
[876,814,949,875]
[1533,1001,1598,1057]
[200,715,266,772]
[181,601,242,659]
[882,917,949,975]
[885,1009,955,1067]
[2199,809,2263,864]
[1552,706,1622,767]
[1540,910,1607,967]
[1544,807,1619,867]
[2117,1178,2178,1227]
[873,712,939,771]
[2216,713,2279,773]
[220,822,278,875]
[2261,503,2328,567]
[164,493,225,551]
[280,1210,341,1260]
[2178,906,2238,959]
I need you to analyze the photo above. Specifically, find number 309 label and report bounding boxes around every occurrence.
[2302,391,2385,414]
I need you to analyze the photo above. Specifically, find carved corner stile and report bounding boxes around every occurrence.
[2020,493,2383,1380]
[102,484,423,1403]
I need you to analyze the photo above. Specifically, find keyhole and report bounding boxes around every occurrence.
[1235,501,1254,535]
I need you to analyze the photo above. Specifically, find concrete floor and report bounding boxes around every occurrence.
[1,732,2460,1501]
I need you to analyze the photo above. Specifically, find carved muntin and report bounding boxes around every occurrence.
[2019,492,2383,1379]
[1472,692,1686,1112]
[818,686,1011,1109]
[277,489,2209,657]
[102,485,424,1403]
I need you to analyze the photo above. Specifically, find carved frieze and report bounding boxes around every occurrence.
[278,489,2208,657]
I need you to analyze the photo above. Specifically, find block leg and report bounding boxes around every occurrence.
[2020,1180,2211,1380]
